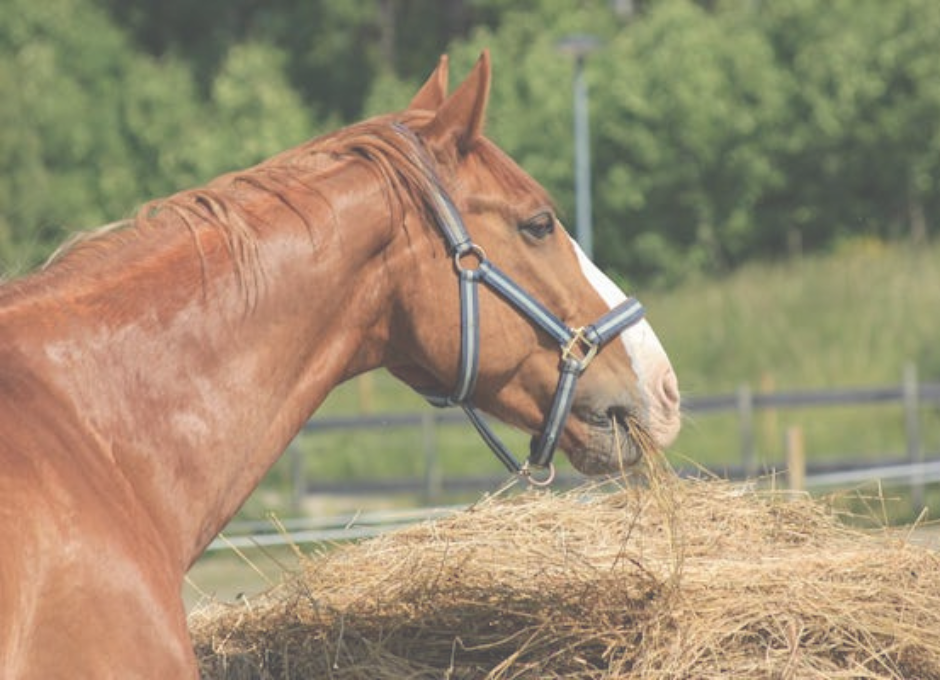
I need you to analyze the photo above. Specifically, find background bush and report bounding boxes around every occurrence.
[3,0,939,282]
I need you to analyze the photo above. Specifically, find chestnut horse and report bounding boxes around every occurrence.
[0,52,680,678]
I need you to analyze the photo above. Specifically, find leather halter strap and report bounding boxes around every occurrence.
[391,123,645,481]
[420,185,646,480]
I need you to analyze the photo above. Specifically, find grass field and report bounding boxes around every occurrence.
[647,237,940,471]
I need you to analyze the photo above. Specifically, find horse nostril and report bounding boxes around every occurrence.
[659,366,680,413]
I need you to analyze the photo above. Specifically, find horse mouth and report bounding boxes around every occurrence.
[565,408,656,476]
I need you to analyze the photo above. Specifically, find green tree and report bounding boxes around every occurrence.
[0,0,313,274]
[591,0,789,283]
[369,0,623,236]
[0,0,141,268]
[758,0,940,249]
[6,0,940,282]
[99,0,487,122]
[206,42,316,169]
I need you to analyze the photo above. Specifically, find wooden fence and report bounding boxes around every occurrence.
[291,364,940,507]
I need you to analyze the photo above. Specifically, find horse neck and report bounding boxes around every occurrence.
[17,162,402,569]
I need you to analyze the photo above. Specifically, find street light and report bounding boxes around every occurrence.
[557,34,601,260]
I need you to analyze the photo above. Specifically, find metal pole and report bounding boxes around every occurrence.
[572,54,594,259]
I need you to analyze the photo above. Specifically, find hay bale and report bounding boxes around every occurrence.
[190,461,940,679]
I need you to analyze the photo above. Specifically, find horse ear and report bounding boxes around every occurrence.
[423,50,491,154]
[409,55,449,111]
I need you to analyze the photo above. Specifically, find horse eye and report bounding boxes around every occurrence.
[520,213,555,240]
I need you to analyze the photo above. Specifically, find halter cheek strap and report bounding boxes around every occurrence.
[420,187,646,481]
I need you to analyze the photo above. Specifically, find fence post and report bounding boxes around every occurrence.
[422,411,443,504]
[759,373,779,460]
[903,362,924,510]
[738,383,756,478]
[785,426,805,494]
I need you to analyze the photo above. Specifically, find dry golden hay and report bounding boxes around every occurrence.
[190,458,940,679]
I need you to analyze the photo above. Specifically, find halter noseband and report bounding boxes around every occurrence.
[419,183,646,484]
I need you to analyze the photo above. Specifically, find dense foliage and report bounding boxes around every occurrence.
[3,0,939,282]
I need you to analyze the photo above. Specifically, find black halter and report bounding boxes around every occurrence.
[394,124,646,483]
[419,188,646,484]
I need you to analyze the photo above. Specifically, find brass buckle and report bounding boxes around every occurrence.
[561,327,599,370]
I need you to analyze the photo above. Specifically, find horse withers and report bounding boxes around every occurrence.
[0,52,680,678]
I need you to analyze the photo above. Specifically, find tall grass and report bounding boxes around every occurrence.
[647,237,940,392]
[643,237,940,471]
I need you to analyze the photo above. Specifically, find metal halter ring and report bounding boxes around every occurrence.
[520,461,556,487]
[561,327,599,371]
[453,244,487,274]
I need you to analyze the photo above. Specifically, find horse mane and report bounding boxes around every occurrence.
[37,110,548,303]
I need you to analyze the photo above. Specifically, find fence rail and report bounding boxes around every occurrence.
[211,367,940,548]
[206,506,462,552]
[215,458,940,552]
[289,364,940,507]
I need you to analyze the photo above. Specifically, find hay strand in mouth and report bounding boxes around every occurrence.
[191,463,940,679]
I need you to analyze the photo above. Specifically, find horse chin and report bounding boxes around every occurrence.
[564,415,650,477]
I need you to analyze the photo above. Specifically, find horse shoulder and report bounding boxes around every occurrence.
[0,352,197,678]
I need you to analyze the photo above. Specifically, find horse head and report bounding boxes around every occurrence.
[385,52,681,476]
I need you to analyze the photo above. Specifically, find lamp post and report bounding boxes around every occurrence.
[557,34,601,260]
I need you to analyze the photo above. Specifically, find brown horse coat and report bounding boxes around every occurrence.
[0,52,679,678]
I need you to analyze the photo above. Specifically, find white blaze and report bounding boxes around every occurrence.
[570,237,670,396]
